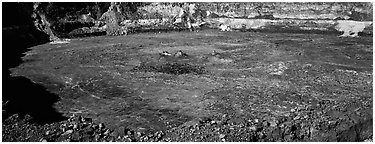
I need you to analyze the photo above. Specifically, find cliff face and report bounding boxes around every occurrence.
[2,2,50,69]
[199,2,372,21]
[3,2,373,40]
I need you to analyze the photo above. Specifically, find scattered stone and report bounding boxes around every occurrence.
[249,126,257,131]
[99,123,105,129]
[81,117,92,123]
[62,130,73,135]
[364,136,373,142]
[262,121,269,127]
[254,119,259,123]
[238,123,245,128]
[270,122,277,127]
[211,50,220,57]
[143,136,149,141]
[304,115,309,119]
[40,138,47,142]
[174,50,188,57]
[91,124,99,129]
[159,51,172,56]
[73,124,78,129]
[291,108,296,112]
[104,129,111,135]
[294,116,301,120]
[219,24,232,31]
[219,134,225,139]
[125,128,133,135]
[94,134,100,141]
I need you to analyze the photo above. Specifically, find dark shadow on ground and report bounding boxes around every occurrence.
[2,76,68,124]
[2,2,67,124]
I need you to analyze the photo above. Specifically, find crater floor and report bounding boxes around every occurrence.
[8,29,373,141]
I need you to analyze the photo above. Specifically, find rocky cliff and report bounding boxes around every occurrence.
[16,2,372,39]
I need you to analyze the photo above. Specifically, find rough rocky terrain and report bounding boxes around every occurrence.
[3,29,372,142]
